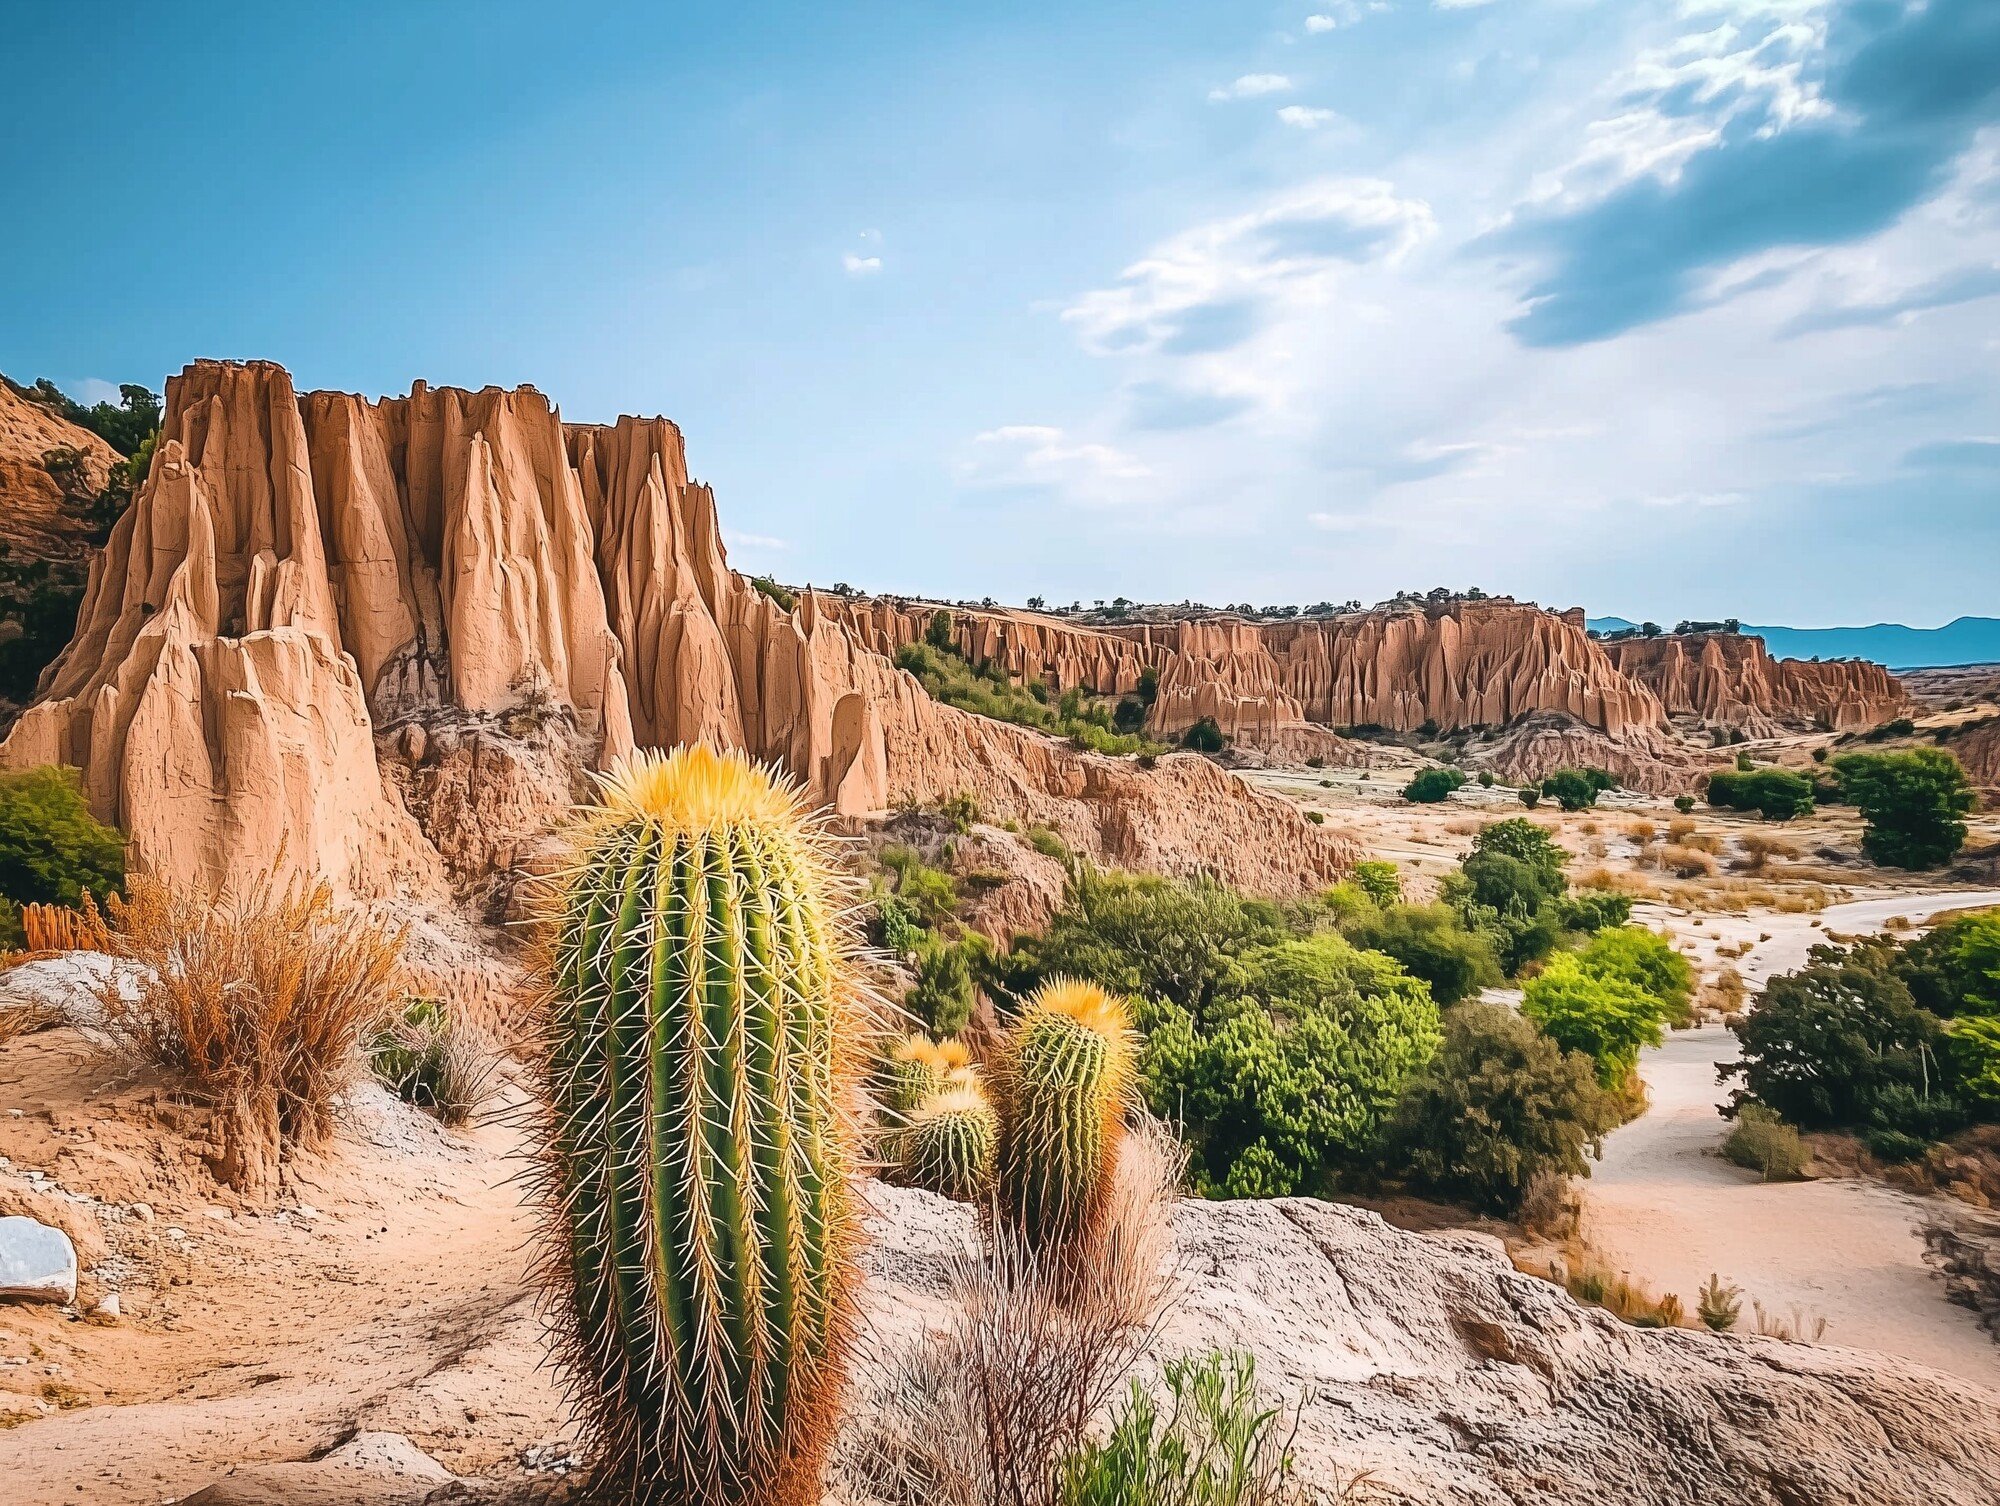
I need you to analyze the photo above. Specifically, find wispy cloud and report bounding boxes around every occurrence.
[1277,105,1340,129]
[1784,262,2000,335]
[957,425,1153,503]
[1209,73,1293,101]
[1903,437,2000,469]
[724,529,790,552]
[842,253,882,275]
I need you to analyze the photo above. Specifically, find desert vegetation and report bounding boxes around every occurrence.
[0,764,124,949]
[895,630,1166,757]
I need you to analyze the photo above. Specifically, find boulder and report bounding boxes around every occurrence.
[0,1214,77,1304]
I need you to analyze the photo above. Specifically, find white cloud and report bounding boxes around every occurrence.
[957,425,1152,503]
[1304,0,1389,27]
[842,253,883,275]
[724,530,790,552]
[1209,73,1293,101]
[1277,105,1340,130]
[1305,14,1340,32]
[1435,0,1500,9]
[1061,178,1435,358]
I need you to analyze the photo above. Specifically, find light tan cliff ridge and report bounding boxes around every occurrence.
[1604,631,1908,736]
[0,361,1355,901]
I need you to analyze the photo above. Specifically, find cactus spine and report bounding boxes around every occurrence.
[879,1032,950,1115]
[896,1083,998,1202]
[993,978,1136,1261]
[536,744,864,1506]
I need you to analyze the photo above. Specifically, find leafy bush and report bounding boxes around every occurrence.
[1476,771,1496,788]
[1830,747,1975,869]
[1468,818,1567,894]
[893,640,1162,757]
[1060,1351,1301,1506]
[1352,860,1401,905]
[1181,717,1227,754]
[1554,889,1632,936]
[881,844,960,925]
[1025,824,1071,862]
[1674,794,1696,814]
[909,932,990,1036]
[1721,1104,1810,1180]
[749,575,798,611]
[1704,767,1814,821]
[1521,953,1666,1088]
[876,892,925,954]
[1723,938,1969,1136]
[1576,926,1695,1025]
[1895,908,2000,1018]
[938,791,981,834]
[1138,934,1442,1197]
[1007,868,1286,1013]
[1392,1002,1619,1216]
[0,766,125,948]
[1945,1016,2000,1109]
[1342,902,1501,1008]
[1403,767,1468,803]
[1539,769,1600,811]
[1518,787,1541,809]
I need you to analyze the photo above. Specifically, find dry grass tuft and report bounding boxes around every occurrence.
[1752,1301,1829,1343]
[1655,844,1719,879]
[84,876,408,1193]
[1624,819,1657,845]
[1666,817,1698,843]
[21,902,93,954]
[847,1117,1182,1506]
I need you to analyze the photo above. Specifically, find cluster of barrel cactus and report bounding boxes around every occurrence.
[532,743,1141,1505]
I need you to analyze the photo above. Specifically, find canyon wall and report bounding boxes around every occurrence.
[0,381,120,565]
[1603,632,1907,736]
[0,361,1356,901]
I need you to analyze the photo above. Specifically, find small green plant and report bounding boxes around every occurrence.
[937,791,982,834]
[1518,787,1541,809]
[368,996,497,1126]
[1477,771,1496,788]
[1182,717,1227,754]
[749,575,798,611]
[0,765,126,949]
[1674,794,1696,814]
[1059,1350,1301,1506]
[1721,1104,1811,1181]
[1304,810,1325,825]
[1697,1273,1742,1332]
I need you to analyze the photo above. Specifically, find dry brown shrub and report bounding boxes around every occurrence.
[21,903,92,954]
[1656,844,1719,879]
[84,875,408,1193]
[1577,819,1599,836]
[848,1117,1182,1506]
[1624,819,1657,845]
[1737,832,1801,863]
[1752,1301,1829,1343]
[1666,817,1697,842]
[0,1000,64,1043]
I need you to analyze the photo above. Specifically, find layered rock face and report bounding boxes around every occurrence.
[1605,631,1907,736]
[820,594,1665,748]
[0,381,120,564]
[0,361,1354,901]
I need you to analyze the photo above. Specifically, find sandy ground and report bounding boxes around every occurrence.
[1579,889,2000,1388]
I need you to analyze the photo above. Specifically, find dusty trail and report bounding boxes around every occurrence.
[1580,890,2000,1387]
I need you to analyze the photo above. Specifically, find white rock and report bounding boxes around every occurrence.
[92,1292,120,1320]
[0,1215,78,1304]
[128,1202,154,1223]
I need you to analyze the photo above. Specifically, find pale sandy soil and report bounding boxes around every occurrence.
[1578,889,2000,1388]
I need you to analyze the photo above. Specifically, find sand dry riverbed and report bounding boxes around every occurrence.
[1581,890,2000,1386]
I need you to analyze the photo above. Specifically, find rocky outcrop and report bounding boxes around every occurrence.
[1943,718,2000,807]
[1470,712,1712,798]
[844,1184,2000,1505]
[1605,631,1907,735]
[0,361,1354,901]
[0,381,120,564]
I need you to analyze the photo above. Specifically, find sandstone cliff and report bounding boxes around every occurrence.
[1604,631,1907,735]
[0,361,1354,901]
[0,380,121,565]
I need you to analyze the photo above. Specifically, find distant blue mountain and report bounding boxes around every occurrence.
[1585,616,2000,670]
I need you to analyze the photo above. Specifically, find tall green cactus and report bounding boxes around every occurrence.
[535,743,865,1506]
[896,1083,998,1202]
[993,977,1137,1262]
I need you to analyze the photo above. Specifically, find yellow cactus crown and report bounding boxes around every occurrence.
[1026,977,1130,1039]
[595,742,807,835]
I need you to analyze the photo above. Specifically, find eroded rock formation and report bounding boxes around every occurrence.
[1604,631,1907,736]
[0,361,1355,901]
[0,380,119,564]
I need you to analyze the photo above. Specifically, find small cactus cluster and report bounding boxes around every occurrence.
[532,744,867,1506]
[879,977,1139,1274]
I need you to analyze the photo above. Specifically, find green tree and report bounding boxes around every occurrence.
[924,608,955,652]
[1140,935,1442,1197]
[1343,902,1501,1007]
[0,765,126,948]
[1392,1002,1619,1216]
[1181,717,1227,754]
[1948,1016,2000,1110]
[1402,767,1468,803]
[1831,748,1975,869]
[1722,939,1963,1133]
[1577,925,1696,1024]
[1517,787,1541,809]
[1540,769,1600,811]
[907,933,988,1036]
[1352,860,1402,906]
[1704,767,1815,820]
[1896,909,2000,1019]
[1468,818,1568,895]
[1521,952,1665,1088]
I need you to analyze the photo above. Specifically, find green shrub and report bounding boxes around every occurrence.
[1577,926,1695,1024]
[925,607,955,651]
[1352,859,1402,906]
[1304,810,1324,824]
[1024,823,1071,862]
[1477,771,1496,788]
[880,844,959,924]
[1392,1002,1619,1216]
[1469,817,1568,894]
[1946,1015,2000,1109]
[1831,747,1975,869]
[1555,889,1633,936]
[1522,953,1667,1087]
[1403,767,1468,803]
[1139,934,1442,1197]
[1061,1351,1299,1506]
[1722,938,1968,1134]
[0,765,125,948]
[1892,908,2000,1018]
[368,996,496,1126]
[875,892,924,955]
[908,932,989,1036]
[1539,769,1600,811]
[748,575,797,611]
[1182,717,1227,754]
[1674,794,1696,814]
[1008,868,1286,1012]
[1342,902,1501,1008]
[1721,1104,1810,1180]
[1704,767,1814,820]
[937,791,981,833]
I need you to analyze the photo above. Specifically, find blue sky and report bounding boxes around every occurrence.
[4,0,1996,626]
